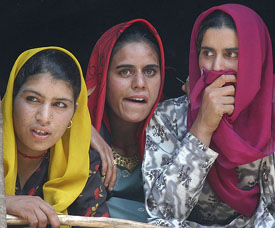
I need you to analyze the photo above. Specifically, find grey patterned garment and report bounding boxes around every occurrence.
[142,95,275,228]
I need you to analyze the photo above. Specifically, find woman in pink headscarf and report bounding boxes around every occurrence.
[143,4,275,227]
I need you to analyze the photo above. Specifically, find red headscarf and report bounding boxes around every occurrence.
[188,4,275,216]
[86,19,165,159]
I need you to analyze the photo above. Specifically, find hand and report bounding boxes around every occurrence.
[91,125,117,191]
[190,74,236,146]
[6,195,60,228]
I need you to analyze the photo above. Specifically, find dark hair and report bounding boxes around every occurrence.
[110,23,160,62]
[197,10,236,54]
[13,49,81,104]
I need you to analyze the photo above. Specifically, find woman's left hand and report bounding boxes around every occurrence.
[91,125,117,191]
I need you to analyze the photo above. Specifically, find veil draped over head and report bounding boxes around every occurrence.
[3,47,91,214]
[188,4,275,216]
[86,19,165,159]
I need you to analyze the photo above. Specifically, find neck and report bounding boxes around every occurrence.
[109,115,139,157]
[16,142,48,189]
[17,152,46,189]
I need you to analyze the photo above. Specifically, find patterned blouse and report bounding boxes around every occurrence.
[16,148,109,218]
[143,95,275,227]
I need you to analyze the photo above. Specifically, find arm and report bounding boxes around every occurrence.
[143,97,218,226]
[143,75,236,226]
[68,147,109,218]
[90,124,117,191]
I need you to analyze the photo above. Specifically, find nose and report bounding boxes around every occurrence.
[132,70,146,90]
[35,104,52,125]
[212,55,224,71]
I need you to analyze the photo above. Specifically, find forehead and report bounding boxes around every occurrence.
[111,41,159,64]
[20,72,74,97]
[202,27,238,48]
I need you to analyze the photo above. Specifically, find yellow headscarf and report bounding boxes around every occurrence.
[3,47,91,214]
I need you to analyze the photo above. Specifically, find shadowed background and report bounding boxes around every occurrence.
[1,0,274,98]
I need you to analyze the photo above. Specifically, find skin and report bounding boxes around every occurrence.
[106,41,161,124]
[189,27,238,146]
[7,72,76,228]
[96,41,161,190]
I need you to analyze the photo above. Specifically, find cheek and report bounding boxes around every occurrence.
[149,77,161,104]
[106,78,126,106]
[13,103,29,127]
[198,56,210,70]
[228,59,238,72]
[53,112,74,136]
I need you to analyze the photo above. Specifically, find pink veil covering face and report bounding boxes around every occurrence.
[188,4,275,216]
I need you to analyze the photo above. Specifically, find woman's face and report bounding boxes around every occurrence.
[13,72,75,155]
[199,27,238,72]
[106,41,161,125]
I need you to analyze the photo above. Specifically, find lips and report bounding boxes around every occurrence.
[125,95,148,103]
[31,127,52,139]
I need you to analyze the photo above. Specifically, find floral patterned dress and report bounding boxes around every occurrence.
[15,148,109,218]
[143,96,275,227]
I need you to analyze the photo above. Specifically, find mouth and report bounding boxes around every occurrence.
[31,128,51,139]
[125,96,147,104]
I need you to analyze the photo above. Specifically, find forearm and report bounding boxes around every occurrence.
[143,132,217,221]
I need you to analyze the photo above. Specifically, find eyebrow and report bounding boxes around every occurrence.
[201,46,238,51]
[116,64,134,69]
[144,64,160,68]
[22,89,74,103]
[115,64,160,69]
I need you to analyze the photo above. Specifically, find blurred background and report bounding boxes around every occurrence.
[1,0,274,98]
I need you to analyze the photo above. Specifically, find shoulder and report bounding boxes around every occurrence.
[155,95,188,114]
[148,95,188,137]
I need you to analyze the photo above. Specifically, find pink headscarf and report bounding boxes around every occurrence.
[188,4,275,216]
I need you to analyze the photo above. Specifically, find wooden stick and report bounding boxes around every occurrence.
[7,214,161,228]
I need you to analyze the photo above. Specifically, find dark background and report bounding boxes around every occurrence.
[1,0,274,98]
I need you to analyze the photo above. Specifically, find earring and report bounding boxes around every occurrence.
[67,120,72,129]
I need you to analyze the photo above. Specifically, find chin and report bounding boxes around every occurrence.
[124,115,148,123]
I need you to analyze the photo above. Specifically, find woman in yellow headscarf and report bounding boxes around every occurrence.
[3,47,109,227]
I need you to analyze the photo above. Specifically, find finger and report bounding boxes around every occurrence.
[223,104,235,116]
[210,74,236,88]
[20,210,38,227]
[220,96,235,105]
[182,84,187,93]
[108,165,118,191]
[34,207,49,228]
[103,154,113,188]
[217,85,235,96]
[100,152,107,176]
[39,203,60,228]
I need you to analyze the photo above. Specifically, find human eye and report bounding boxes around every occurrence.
[26,96,39,103]
[226,51,238,58]
[119,69,132,77]
[200,49,214,57]
[54,102,67,108]
[202,50,214,57]
[144,69,156,77]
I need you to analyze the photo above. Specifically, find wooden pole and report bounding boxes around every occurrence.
[0,102,7,228]
[7,215,161,228]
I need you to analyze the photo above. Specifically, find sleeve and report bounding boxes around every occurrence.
[142,96,218,227]
[68,147,109,218]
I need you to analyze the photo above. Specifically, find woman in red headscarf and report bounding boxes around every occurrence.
[143,4,275,227]
[86,19,165,222]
